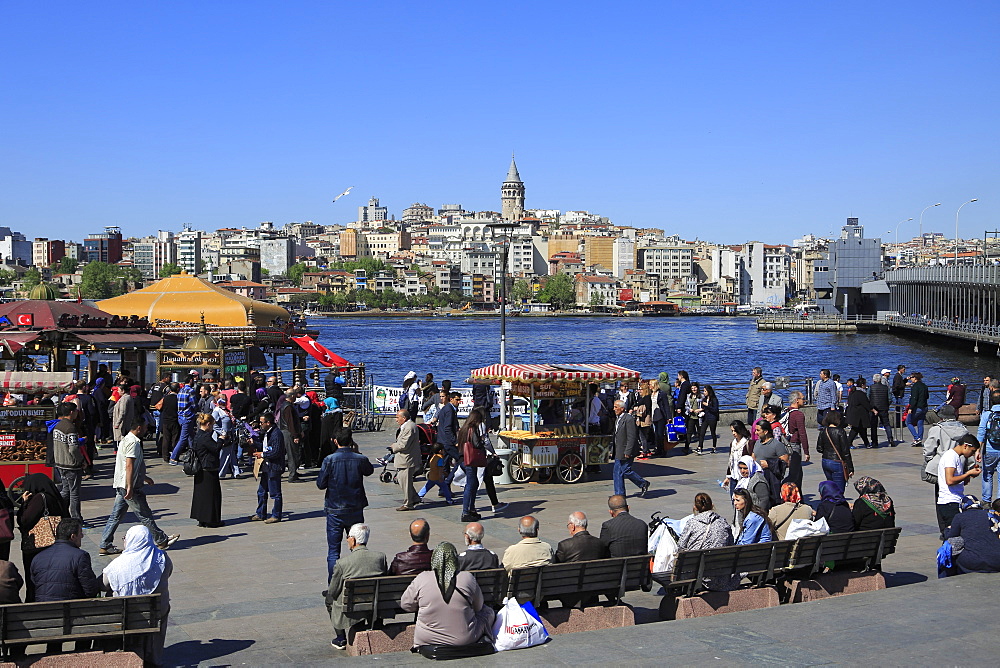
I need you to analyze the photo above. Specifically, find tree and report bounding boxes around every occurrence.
[287,263,308,285]
[22,268,40,289]
[590,291,603,308]
[79,262,139,299]
[512,279,531,302]
[261,268,270,276]
[537,273,575,310]
[55,257,78,274]
[0,269,14,286]
[159,263,182,278]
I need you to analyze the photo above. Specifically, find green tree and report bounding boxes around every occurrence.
[55,257,79,274]
[512,279,531,302]
[159,262,182,278]
[80,262,140,299]
[589,291,603,308]
[537,273,575,310]
[22,268,41,288]
[261,268,270,276]
[287,263,308,285]
[0,269,15,286]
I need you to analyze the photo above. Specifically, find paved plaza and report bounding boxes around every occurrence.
[47,424,999,666]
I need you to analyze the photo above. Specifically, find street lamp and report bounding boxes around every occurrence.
[893,218,913,269]
[918,202,941,247]
[487,221,518,431]
[955,199,979,264]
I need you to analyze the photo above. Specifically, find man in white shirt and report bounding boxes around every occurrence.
[936,434,982,539]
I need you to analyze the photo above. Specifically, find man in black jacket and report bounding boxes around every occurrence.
[30,518,100,602]
[555,512,609,563]
[612,400,648,498]
[457,522,500,570]
[52,402,85,521]
[892,365,907,405]
[599,495,648,558]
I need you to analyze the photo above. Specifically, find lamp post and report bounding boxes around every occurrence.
[955,199,979,264]
[893,218,913,269]
[918,202,941,248]
[487,221,518,431]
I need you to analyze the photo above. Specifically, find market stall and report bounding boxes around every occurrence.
[469,363,642,484]
[0,372,76,486]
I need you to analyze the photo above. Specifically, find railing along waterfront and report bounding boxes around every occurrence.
[886,316,1000,344]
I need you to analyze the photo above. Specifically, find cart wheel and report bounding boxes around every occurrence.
[557,451,585,484]
[8,475,25,506]
[508,452,533,483]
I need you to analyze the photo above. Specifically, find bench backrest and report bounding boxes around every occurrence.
[787,528,901,574]
[670,541,795,597]
[506,555,651,605]
[0,594,160,645]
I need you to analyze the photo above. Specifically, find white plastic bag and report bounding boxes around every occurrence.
[785,517,830,540]
[492,597,549,652]
[651,526,679,575]
[451,465,485,490]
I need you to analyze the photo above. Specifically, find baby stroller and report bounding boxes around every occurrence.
[648,511,683,589]
[376,448,396,483]
[416,423,436,473]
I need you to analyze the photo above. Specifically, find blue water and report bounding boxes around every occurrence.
[311,316,994,399]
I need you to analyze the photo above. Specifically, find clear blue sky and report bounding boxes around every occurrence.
[1,1,996,244]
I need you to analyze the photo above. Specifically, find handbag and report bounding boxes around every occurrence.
[26,497,61,550]
[486,455,503,477]
[463,439,487,468]
[181,448,202,476]
[785,517,830,540]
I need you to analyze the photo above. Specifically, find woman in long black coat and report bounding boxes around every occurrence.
[845,377,873,448]
[190,413,223,528]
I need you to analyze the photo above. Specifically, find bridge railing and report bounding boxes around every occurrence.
[887,315,1000,339]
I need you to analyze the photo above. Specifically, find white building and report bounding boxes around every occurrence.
[177,229,202,274]
[132,231,178,280]
[358,197,389,226]
[612,237,635,278]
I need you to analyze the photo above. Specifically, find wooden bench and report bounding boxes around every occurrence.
[783,528,901,602]
[660,541,795,620]
[0,594,161,655]
[506,555,652,608]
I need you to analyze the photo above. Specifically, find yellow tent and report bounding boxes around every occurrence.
[97,272,289,327]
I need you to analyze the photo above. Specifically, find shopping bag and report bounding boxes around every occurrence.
[651,525,679,575]
[492,597,549,651]
[785,517,830,540]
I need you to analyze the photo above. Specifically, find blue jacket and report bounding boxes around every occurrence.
[436,402,458,446]
[30,540,100,602]
[815,379,838,411]
[977,404,1000,450]
[316,448,374,512]
[736,512,773,545]
[257,426,286,476]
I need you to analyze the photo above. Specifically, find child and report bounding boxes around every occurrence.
[418,444,454,504]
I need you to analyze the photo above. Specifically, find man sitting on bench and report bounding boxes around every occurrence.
[326,524,387,651]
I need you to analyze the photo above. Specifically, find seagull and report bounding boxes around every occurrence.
[332,186,354,203]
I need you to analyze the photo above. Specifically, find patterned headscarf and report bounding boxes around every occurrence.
[780,482,802,504]
[854,476,893,517]
[431,542,459,604]
[959,495,982,512]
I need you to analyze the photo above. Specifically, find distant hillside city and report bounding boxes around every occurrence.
[1,158,992,313]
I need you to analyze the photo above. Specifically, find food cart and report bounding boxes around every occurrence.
[0,372,76,487]
[469,363,642,484]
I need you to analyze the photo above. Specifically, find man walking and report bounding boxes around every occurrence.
[436,391,460,489]
[99,422,178,555]
[891,364,907,406]
[316,428,373,580]
[52,402,85,521]
[390,409,421,511]
[170,371,199,464]
[976,391,1000,504]
[612,400,648,498]
[278,389,303,482]
[868,372,896,447]
[814,369,838,429]
[250,412,285,524]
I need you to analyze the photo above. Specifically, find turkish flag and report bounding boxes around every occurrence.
[291,335,350,368]
[16,314,33,327]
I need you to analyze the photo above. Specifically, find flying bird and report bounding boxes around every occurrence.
[332,186,354,203]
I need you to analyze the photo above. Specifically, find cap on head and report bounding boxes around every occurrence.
[881,369,891,375]
[189,369,200,377]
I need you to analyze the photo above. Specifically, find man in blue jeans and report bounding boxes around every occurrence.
[612,400,649,498]
[976,390,1000,503]
[170,370,200,464]
[316,427,374,580]
[250,413,285,524]
[99,422,179,555]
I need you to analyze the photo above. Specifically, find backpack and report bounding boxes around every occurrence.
[986,412,1000,449]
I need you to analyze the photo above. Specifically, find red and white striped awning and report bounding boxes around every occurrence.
[0,372,76,393]
[469,363,642,383]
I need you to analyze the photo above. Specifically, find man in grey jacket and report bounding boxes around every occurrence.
[612,400,648,498]
[52,402,85,521]
[391,410,422,511]
[326,523,387,650]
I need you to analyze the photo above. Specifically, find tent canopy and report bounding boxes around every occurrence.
[0,372,75,393]
[470,363,641,383]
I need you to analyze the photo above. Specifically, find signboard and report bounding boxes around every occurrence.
[224,348,248,375]
[372,385,499,418]
[511,381,583,398]
[0,406,55,442]
[0,434,15,448]
[158,350,222,368]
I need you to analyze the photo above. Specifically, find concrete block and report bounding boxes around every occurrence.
[349,623,414,656]
[20,652,144,667]
[539,605,635,635]
[785,571,886,603]
[674,587,780,619]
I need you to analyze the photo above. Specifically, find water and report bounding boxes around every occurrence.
[311,315,994,401]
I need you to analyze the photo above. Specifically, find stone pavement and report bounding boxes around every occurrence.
[43,426,997,666]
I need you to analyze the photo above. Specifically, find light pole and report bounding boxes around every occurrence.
[487,221,518,431]
[893,218,913,269]
[918,202,941,248]
[955,199,979,264]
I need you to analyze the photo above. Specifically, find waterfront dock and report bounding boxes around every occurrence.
[756,314,881,333]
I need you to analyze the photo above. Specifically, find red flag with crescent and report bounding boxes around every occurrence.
[291,335,350,368]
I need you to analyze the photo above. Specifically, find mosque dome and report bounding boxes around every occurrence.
[28,283,59,300]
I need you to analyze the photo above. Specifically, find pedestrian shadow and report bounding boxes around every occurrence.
[884,571,929,587]
[165,638,255,665]
[640,488,676,500]
[636,463,696,477]
[173,533,248,550]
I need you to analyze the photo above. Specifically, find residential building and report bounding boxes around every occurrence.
[739,242,791,306]
[575,274,618,308]
[612,237,635,278]
[260,237,297,276]
[402,203,435,224]
[358,197,389,226]
[366,230,411,258]
[32,238,65,267]
[132,232,177,280]
[339,229,371,259]
[584,237,615,273]
[83,227,123,264]
[176,228,202,274]
[216,280,267,300]
[813,219,883,314]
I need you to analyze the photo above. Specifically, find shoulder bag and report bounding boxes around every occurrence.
[26,496,60,550]
[463,437,488,468]
[181,448,202,476]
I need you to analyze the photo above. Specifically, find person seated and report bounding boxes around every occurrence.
[945,498,1000,574]
[852,476,896,531]
[734,455,772,519]
[599,495,648,557]
[768,483,813,540]
[501,516,554,571]
[326,524,388,651]
[733,489,774,544]
[554,512,609,563]
[101,526,172,667]
[815,481,854,533]
[390,519,433,575]
[401,542,496,651]
[678,493,738,590]
[0,559,22,604]
[457,523,499,571]
[30,518,100,602]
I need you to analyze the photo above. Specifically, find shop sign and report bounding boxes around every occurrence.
[511,381,583,398]
[224,348,248,374]
[158,350,221,367]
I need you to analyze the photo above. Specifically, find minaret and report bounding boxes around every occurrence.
[501,154,525,223]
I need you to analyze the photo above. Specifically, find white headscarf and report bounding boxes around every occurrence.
[102,526,166,596]
[734,455,762,490]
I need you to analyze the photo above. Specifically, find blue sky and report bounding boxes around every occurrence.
[1,1,996,244]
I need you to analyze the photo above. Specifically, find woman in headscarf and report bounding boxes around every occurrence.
[734,455,771,521]
[190,413,223,528]
[0,478,14,562]
[319,393,345,460]
[944,498,1000,574]
[16,473,68,601]
[723,421,752,498]
[852,476,896,531]
[301,391,324,467]
[768,482,813,540]
[815,480,854,534]
[733,488,774,544]
[400,542,495,649]
[91,377,111,444]
[102,526,172,667]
